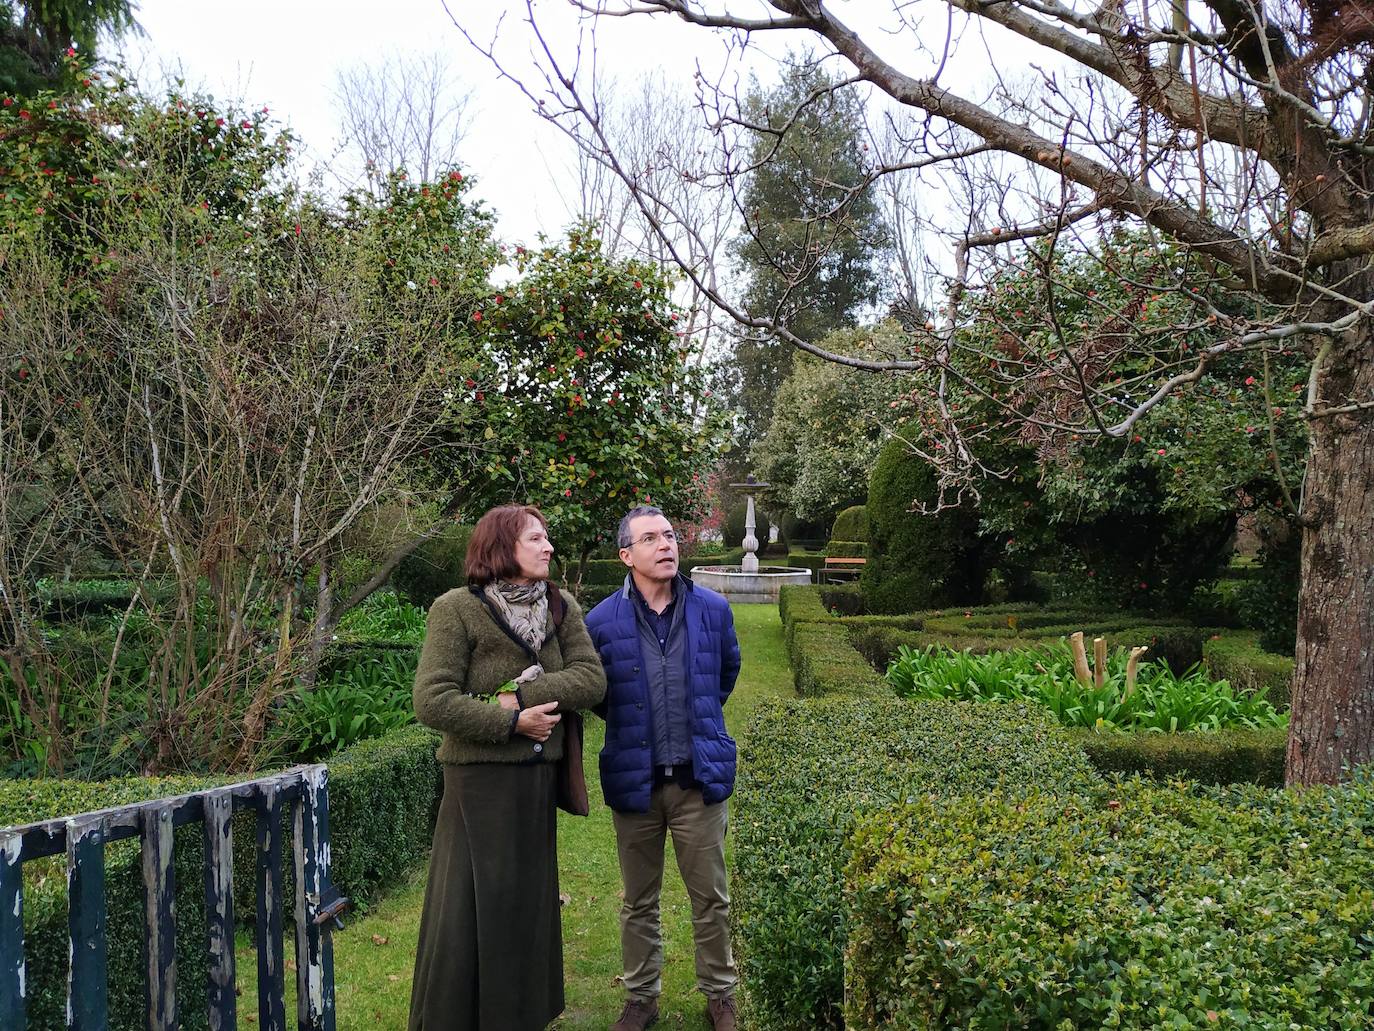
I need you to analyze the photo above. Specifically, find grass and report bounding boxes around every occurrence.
[233,602,794,1028]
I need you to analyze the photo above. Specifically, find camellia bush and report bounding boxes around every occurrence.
[461,226,731,582]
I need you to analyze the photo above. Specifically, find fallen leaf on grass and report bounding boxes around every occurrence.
[371,934,389,946]
[388,974,400,982]
[558,892,571,907]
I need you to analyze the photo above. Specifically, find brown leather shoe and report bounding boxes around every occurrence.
[705,995,737,1031]
[610,997,659,1031]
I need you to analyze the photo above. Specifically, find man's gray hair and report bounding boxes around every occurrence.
[618,506,667,548]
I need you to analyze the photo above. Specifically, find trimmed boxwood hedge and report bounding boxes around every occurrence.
[1203,630,1294,709]
[734,697,1099,1031]
[845,776,1374,1028]
[786,622,889,698]
[823,540,867,559]
[2,723,441,1030]
[1064,726,1287,786]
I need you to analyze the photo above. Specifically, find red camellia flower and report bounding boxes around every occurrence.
[215,117,224,127]
[1,98,11,107]
[1244,376,1256,386]
[575,347,586,358]
[465,378,476,388]
[1138,582,1148,590]
[47,100,56,109]
[1156,448,1166,455]
[472,311,483,322]
[563,489,572,497]
[634,280,642,289]
[557,432,566,442]
[449,172,463,182]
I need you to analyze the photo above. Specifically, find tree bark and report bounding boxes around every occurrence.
[1287,312,1374,785]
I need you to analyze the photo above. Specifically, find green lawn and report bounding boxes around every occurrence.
[236,603,793,1029]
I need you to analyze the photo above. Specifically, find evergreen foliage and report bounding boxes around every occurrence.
[727,55,887,456]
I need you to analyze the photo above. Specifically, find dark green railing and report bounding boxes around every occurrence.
[1,765,346,1030]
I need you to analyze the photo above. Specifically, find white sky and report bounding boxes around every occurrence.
[118,2,1056,242]
[118,1,772,245]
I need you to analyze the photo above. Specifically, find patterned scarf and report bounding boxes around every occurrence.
[484,580,550,653]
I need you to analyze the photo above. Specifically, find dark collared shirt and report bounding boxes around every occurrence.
[629,576,698,789]
[630,577,678,651]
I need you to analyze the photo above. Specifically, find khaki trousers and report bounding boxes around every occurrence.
[612,783,738,1001]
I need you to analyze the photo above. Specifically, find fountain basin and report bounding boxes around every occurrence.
[690,564,812,604]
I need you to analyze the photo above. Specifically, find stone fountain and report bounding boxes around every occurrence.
[690,477,812,603]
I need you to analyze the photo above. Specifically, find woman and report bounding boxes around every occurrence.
[409,504,606,1031]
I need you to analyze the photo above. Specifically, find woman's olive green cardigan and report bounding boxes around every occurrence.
[412,586,606,765]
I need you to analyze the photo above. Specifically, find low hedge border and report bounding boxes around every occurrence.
[823,540,867,558]
[1204,630,1295,709]
[576,552,751,585]
[787,622,889,698]
[845,776,1374,1028]
[733,696,1099,1031]
[1065,726,1288,786]
[2,723,441,1030]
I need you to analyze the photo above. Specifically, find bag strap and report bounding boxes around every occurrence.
[549,586,567,629]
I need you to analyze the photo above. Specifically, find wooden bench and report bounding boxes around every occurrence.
[821,556,866,583]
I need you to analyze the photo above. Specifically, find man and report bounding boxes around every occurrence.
[585,506,742,1031]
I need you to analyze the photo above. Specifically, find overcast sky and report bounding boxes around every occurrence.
[118,2,772,244]
[117,0,1063,288]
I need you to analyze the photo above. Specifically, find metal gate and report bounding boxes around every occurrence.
[1,764,347,1030]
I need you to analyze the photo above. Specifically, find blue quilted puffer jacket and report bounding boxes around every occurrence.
[585,576,741,813]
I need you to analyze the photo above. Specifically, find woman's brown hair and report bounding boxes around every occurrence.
[465,505,549,585]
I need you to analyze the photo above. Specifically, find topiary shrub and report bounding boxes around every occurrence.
[830,504,869,543]
[861,429,991,613]
[391,523,474,610]
[823,540,867,558]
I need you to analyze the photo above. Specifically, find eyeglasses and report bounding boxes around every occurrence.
[628,530,677,548]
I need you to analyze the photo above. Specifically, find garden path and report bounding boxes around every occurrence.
[235,602,793,1029]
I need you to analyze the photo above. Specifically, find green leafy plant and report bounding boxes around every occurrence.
[886,642,1287,733]
[334,591,427,643]
[268,652,418,762]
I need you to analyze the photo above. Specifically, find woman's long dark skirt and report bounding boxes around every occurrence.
[409,762,562,1031]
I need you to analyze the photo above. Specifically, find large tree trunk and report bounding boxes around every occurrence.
[1286,314,1374,785]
